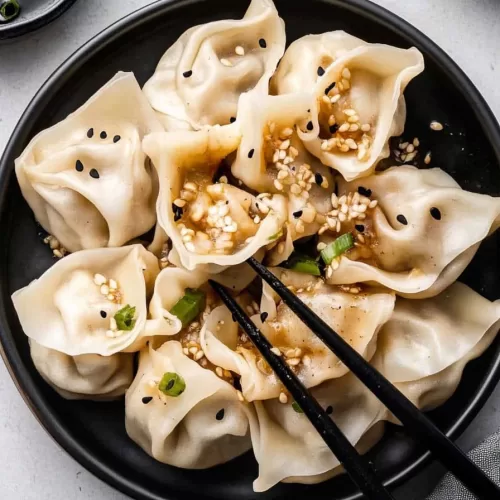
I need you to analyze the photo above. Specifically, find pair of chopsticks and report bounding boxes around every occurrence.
[208,257,500,500]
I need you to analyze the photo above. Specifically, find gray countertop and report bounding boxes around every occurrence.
[1,1,499,499]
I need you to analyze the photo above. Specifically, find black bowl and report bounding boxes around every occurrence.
[0,0,79,40]
[1,1,500,499]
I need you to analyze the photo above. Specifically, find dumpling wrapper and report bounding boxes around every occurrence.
[30,340,134,400]
[12,245,172,356]
[201,269,395,401]
[271,31,424,180]
[250,282,500,491]
[125,341,255,469]
[143,126,287,272]
[143,0,285,130]
[15,72,163,252]
[327,166,500,297]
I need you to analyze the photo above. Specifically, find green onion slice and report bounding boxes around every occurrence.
[320,233,354,265]
[0,1,21,22]
[114,304,136,331]
[169,288,206,327]
[268,230,283,241]
[291,401,304,413]
[282,252,321,276]
[159,372,186,397]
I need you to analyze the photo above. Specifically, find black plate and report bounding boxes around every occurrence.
[0,0,78,40]
[1,0,500,499]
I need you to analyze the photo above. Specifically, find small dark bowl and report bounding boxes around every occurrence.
[0,0,78,40]
[1,1,500,499]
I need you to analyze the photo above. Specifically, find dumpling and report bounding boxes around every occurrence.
[143,126,287,271]
[271,32,424,180]
[29,340,134,401]
[125,341,255,468]
[15,72,163,253]
[324,166,500,297]
[12,245,172,356]
[201,268,395,401]
[231,91,335,254]
[143,0,285,130]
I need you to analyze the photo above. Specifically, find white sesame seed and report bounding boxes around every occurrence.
[235,45,245,56]
[430,121,443,131]
[184,182,197,192]
[274,179,284,191]
[215,367,224,377]
[369,200,378,208]
[277,242,285,254]
[346,138,358,150]
[413,138,420,147]
[194,350,205,361]
[357,234,365,243]
[338,123,350,133]
[183,347,190,356]
[279,392,288,404]
[342,79,351,89]
[108,279,117,291]
[189,346,199,355]
[347,115,359,123]
[340,144,350,152]
[361,123,371,132]
[399,142,409,150]
[424,151,432,164]
[317,242,327,251]
[220,58,232,67]
[404,151,417,162]
[253,215,261,224]
[332,259,340,270]
[283,156,293,165]
[342,67,351,79]
[185,242,196,252]
[271,347,282,356]
[326,266,333,278]
[349,124,359,132]
[174,198,186,208]
[106,330,115,338]
[290,183,302,194]
[357,146,366,160]
[331,94,341,104]
[289,146,299,157]
[237,391,245,402]
[94,274,107,286]
[322,95,332,104]
[338,212,346,222]
[100,284,109,296]
[286,357,300,366]
[343,109,356,117]
[110,317,118,331]
[350,287,360,294]
[279,139,290,150]
[277,169,288,180]
[406,144,415,153]
[321,140,329,151]
[328,115,336,126]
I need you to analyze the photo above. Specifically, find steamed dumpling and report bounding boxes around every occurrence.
[324,166,500,297]
[30,340,134,400]
[12,245,172,356]
[125,341,255,468]
[15,72,163,252]
[143,0,285,130]
[201,269,395,401]
[271,32,424,180]
[143,126,287,271]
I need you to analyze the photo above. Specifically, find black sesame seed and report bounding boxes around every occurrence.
[172,203,183,222]
[317,66,325,77]
[293,210,303,219]
[259,38,267,48]
[142,397,153,405]
[87,128,94,138]
[100,131,107,139]
[355,224,365,232]
[166,379,175,391]
[100,310,107,319]
[315,173,323,186]
[260,312,269,323]
[306,121,313,131]
[326,405,333,415]
[430,207,441,220]
[324,82,336,95]
[248,148,255,159]
[216,409,225,420]
[75,160,84,172]
[230,117,236,123]
[232,313,238,323]
[397,214,408,225]
[329,124,339,134]
[89,168,100,179]
[113,135,121,143]
[357,186,372,197]
[183,70,193,78]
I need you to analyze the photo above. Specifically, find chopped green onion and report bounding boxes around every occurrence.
[0,1,20,22]
[282,252,321,276]
[320,233,354,265]
[291,401,303,413]
[159,372,186,397]
[114,304,136,331]
[169,288,206,327]
[268,230,283,241]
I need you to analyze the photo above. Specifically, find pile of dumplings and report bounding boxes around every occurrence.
[11,0,500,492]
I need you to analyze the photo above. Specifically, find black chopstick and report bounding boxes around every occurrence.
[209,279,395,500]
[246,257,500,500]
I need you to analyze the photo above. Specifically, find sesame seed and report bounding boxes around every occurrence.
[399,142,409,150]
[322,95,331,104]
[183,348,189,356]
[94,274,107,286]
[53,249,63,258]
[113,135,121,143]
[230,116,236,123]
[314,173,323,186]
[185,242,196,252]
[355,224,365,232]
[306,121,313,131]
[324,82,336,95]
[277,170,288,180]
[75,160,84,172]
[347,115,359,123]
[424,151,432,164]
[274,179,284,190]
[253,215,261,224]
[317,66,325,77]
[413,137,420,147]
[295,220,305,233]
[404,151,417,163]
[345,138,357,150]
[215,409,225,420]
[369,200,378,208]
[220,58,232,67]
[361,123,371,132]
[293,210,303,219]
[326,405,333,415]
[430,207,441,220]
[279,392,288,404]
[142,397,153,405]
[237,391,245,402]
[215,367,224,377]
[357,186,372,197]
[110,317,118,331]
[100,310,107,319]
[173,198,187,208]
[100,284,110,296]
[397,214,408,225]
[430,121,444,131]
[259,38,267,48]
[87,128,94,138]
[248,148,255,158]
[349,124,359,132]
[108,279,118,290]
[342,67,351,79]
[271,347,281,356]
[343,109,356,117]
[357,234,365,243]
[89,168,100,179]
[338,123,350,133]
[317,242,327,251]
[219,175,228,184]
[331,94,341,104]
[235,45,245,56]
[183,70,193,78]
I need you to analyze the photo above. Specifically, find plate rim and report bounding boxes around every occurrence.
[1,0,500,499]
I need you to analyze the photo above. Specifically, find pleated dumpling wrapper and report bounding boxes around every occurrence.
[143,0,285,130]
[15,72,163,253]
[250,282,500,491]
[125,341,255,469]
[231,91,335,257]
[271,31,424,180]
[322,166,500,297]
[143,126,287,272]
[12,245,175,356]
[201,268,395,401]
[29,340,134,401]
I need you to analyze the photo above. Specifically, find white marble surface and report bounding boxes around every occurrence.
[0,0,499,499]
